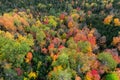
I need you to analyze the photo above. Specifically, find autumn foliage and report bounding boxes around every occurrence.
[0,0,120,80]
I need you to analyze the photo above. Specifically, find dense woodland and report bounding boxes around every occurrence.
[0,0,120,80]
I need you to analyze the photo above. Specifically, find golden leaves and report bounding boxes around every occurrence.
[0,16,16,31]
[103,15,113,25]
[28,71,37,79]
[0,12,30,32]
[112,36,120,45]
[114,18,120,26]
[68,20,74,28]
[25,52,33,63]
